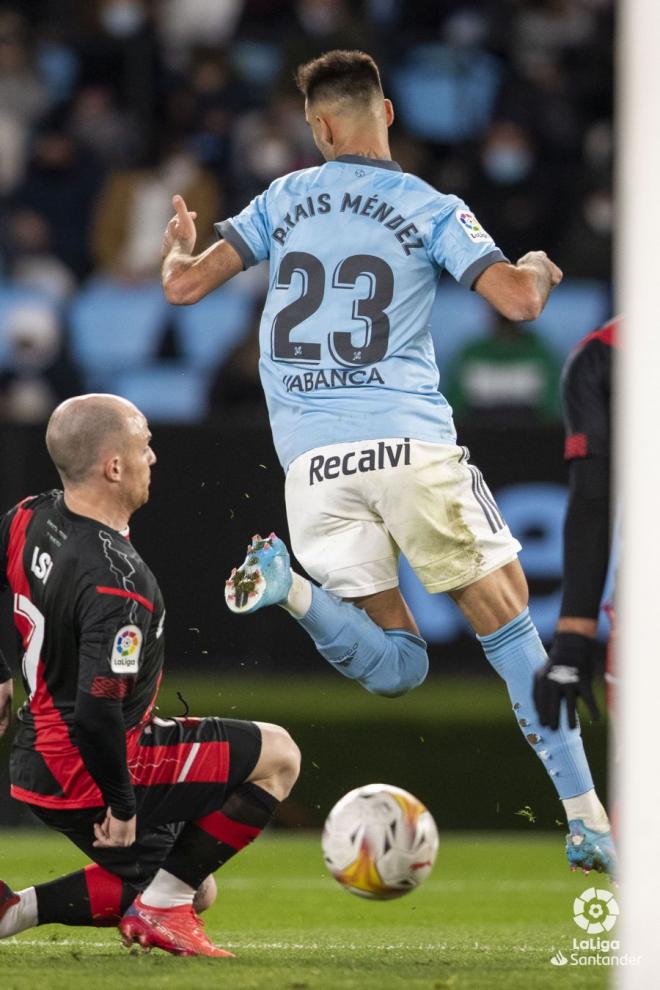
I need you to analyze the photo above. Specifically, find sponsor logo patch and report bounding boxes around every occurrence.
[456,209,492,243]
[110,624,142,673]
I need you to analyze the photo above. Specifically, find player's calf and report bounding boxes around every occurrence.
[226,532,428,696]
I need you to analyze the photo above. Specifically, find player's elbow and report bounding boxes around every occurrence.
[502,286,544,322]
[163,274,203,306]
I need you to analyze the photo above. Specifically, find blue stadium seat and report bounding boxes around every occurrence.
[0,287,59,369]
[172,283,253,368]
[99,362,210,423]
[525,279,611,361]
[390,44,501,143]
[429,280,496,373]
[231,40,282,89]
[69,278,169,376]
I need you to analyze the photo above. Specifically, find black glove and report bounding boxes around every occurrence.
[533,632,600,731]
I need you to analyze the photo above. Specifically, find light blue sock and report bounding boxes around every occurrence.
[296,585,428,697]
[478,608,594,800]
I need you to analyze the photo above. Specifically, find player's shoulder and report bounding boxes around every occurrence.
[388,169,459,218]
[566,317,619,370]
[1,489,61,537]
[577,316,619,352]
[562,320,615,396]
[266,165,327,199]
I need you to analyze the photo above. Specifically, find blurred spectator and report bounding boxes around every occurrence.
[70,83,142,166]
[0,9,49,193]
[91,140,221,280]
[444,316,561,425]
[581,119,613,189]
[468,120,563,260]
[73,0,162,152]
[184,49,245,174]
[281,1,369,79]
[12,123,103,280]
[157,0,244,69]
[556,187,613,280]
[0,0,614,420]
[5,207,76,302]
[208,300,267,422]
[231,91,317,200]
[513,1,595,61]
[0,304,83,422]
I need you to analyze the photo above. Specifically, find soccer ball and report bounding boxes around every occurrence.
[322,783,439,900]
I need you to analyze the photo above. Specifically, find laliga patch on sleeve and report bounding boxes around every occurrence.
[455,208,492,243]
[110,624,142,673]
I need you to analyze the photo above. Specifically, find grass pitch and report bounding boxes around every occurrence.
[0,829,611,990]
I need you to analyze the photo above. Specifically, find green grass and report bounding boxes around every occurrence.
[0,829,613,989]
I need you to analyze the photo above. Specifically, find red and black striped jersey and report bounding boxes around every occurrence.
[0,490,165,812]
[561,317,618,461]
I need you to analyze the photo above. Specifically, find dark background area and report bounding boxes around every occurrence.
[0,420,570,671]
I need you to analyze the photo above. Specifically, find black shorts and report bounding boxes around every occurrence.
[28,716,262,887]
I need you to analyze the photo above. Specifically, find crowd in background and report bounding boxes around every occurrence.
[0,0,613,425]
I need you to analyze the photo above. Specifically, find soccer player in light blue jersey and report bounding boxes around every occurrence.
[161,50,614,875]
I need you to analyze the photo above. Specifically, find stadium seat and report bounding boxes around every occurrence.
[0,286,59,369]
[390,44,501,143]
[98,362,210,423]
[429,280,496,373]
[230,40,282,90]
[69,278,169,377]
[525,279,611,361]
[172,283,253,368]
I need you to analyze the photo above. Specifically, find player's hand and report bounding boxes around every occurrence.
[161,194,198,258]
[516,250,563,288]
[533,632,599,731]
[0,678,12,738]
[93,808,137,848]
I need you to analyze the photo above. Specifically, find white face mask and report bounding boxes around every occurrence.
[584,196,614,235]
[482,145,533,185]
[101,1,146,38]
[249,137,293,181]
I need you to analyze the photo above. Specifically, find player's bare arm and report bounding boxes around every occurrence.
[161,194,243,305]
[474,251,563,322]
[0,677,11,738]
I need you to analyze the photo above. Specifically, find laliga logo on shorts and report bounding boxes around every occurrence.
[573,887,620,934]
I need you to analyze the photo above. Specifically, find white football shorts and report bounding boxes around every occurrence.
[284,437,521,599]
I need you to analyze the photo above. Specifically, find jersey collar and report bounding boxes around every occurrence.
[334,154,402,172]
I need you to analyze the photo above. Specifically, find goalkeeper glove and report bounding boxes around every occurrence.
[533,632,599,731]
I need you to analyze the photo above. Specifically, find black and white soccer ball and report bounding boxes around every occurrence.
[322,783,439,900]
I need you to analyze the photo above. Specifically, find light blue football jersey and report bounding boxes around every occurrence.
[215,155,506,471]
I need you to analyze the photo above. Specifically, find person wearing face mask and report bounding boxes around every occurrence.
[556,188,613,281]
[470,120,562,261]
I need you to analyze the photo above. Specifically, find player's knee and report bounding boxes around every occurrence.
[253,722,301,798]
[365,632,429,698]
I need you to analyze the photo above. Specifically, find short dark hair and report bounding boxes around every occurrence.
[295,50,382,105]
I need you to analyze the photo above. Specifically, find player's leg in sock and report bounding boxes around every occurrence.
[452,562,605,824]
[292,583,429,697]
[478,609,596,803]
[37,865,137,927]
[226,535,428,697]
[139,722,300,903]
[0,866,138,937]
